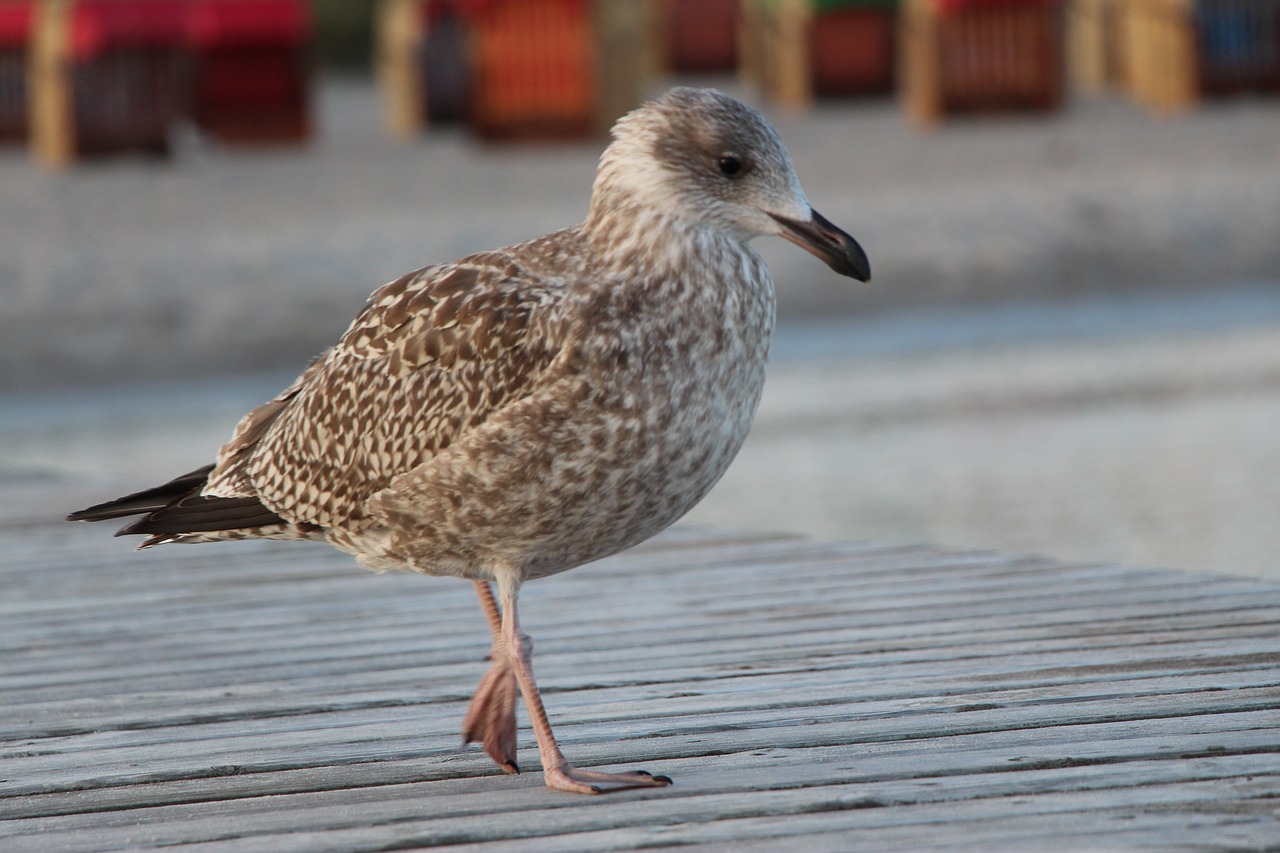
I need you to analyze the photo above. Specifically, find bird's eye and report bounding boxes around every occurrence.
[718,155,743,177]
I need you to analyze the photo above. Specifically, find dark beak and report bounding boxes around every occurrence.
[771,208,871,282]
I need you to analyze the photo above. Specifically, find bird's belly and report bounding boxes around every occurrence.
[518,355,767,579]
[364,346,768,582]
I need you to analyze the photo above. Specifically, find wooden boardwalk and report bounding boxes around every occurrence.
[2,506,1278,850]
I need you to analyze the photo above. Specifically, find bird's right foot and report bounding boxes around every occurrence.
[544,763,673,795]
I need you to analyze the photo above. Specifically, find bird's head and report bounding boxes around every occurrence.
[590,88,870,282]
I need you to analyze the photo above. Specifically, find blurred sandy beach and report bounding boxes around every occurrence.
[2,77,1278,579]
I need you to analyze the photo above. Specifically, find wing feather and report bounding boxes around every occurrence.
[207,251,571,531]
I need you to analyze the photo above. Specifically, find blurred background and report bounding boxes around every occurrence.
[1,0,1278,579]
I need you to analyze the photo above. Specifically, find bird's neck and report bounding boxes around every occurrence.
[582,198,743,281]
[583,139,748,278]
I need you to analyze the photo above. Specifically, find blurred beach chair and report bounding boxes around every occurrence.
[29,0,315,167]
[1067,0,1130,94]
[1122,0,1280,111]
[187,0,312,144]
[376,0,471,138]
[902,0,1066,125]
[31,0,186,166]
[1196,0,1280,94]
[741,0,897,109]
[0,0,32,144]
[377,0,655,141]
[469,0,597,138]
[660,0,739,73]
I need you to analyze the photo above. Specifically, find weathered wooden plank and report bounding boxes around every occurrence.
[10,625,1280,742]
[431,789,1279,853]
[0,535,1222,604]
[7,606,1275,725]
[5,694,1275,801]
[8,542,1272,654]
[2,514,1277,849]
[11,675,1276,780]
[12,525,1271,615]
[7,653,1277,742]
[9,578,1274,679]
[8,721,1278,823]
[7,767,1278,853]
[9,711,1277,823]
[8,548,1266,635]
[8,638,1272,750]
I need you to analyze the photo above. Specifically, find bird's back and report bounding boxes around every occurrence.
[205,236,578,535]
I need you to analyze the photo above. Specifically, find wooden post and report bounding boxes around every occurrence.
[1162,0,1197,109]
[30,0,74,168]
[903,0,943,126]
[376,0,428,140]
[738,0,763,89]
[1122,0,1196,112]
[774,0,813,109]
[749,0,813,110]
[592,0,657,135]
[1068,0,1111,94]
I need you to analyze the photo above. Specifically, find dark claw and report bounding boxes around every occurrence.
[632,770,652,777]
[503,760,520,775]
[651,774,673,785]
[589,785,604,795]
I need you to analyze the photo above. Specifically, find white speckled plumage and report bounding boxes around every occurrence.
[69,88,869,794]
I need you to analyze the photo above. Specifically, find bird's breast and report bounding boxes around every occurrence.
[513,255,775,575]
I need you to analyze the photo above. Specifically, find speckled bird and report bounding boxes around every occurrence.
[68,87,870,794]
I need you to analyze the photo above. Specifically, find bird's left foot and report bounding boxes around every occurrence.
[544,763,672,795]
[461,657,520,774]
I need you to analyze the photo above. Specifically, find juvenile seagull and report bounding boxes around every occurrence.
[68,88,870,794]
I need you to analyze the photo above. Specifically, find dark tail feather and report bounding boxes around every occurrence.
[116,495,285,536]
[66,463,286,540]
[66,465,216,522]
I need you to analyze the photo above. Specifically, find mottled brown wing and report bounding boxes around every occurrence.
[204,253,568,531]
[203,351,330,500]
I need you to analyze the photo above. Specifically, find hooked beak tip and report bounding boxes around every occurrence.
[771,209,870,283]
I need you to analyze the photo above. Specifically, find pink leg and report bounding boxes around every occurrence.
[473,578,503,638]
[496,576,672,794]
[461,581,520,773]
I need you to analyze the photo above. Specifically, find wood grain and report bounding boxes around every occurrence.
[2,516,1277,850]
